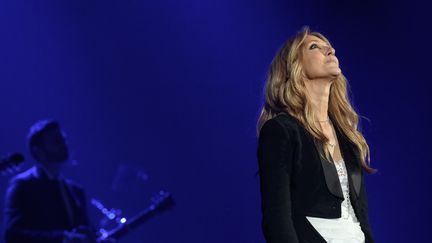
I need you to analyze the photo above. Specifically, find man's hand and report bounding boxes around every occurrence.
[62,230,93,243]
[99,238,117,243]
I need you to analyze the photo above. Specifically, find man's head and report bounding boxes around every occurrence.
[27,120,69,164]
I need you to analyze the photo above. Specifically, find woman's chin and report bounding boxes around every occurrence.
[329,68,341,77]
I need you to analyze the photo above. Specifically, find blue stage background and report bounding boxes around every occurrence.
[0,0,429,242]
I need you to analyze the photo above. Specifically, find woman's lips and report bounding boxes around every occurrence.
[326,58,338,64]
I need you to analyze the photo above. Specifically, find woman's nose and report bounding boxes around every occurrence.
[325,46,335,56]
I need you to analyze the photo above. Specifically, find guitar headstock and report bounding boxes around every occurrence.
[149,190,175,213]
[0,153,25,176]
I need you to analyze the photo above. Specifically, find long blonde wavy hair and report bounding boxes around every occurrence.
[257,26,377,174]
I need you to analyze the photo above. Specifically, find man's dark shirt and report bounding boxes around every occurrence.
[3,166,90,243]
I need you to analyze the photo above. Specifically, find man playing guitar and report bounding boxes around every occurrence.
[3,120,97,243]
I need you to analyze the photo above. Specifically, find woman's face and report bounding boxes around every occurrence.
[301,35,341,80]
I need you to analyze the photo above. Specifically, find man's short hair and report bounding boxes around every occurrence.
[27,119,60,161]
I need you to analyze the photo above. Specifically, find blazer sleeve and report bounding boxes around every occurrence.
[358,170,375,243]
[257,119,299,243]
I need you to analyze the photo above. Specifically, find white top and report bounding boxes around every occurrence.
[306,159,365,243]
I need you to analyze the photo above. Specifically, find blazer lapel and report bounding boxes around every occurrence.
[281,111,361,200]
[330,114,362,199]
[316,141,344,200]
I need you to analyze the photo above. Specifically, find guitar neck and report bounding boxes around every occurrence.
[98,191,173,242]
[106,207,159,240]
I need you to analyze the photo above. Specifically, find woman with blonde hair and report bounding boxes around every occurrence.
[257,26,377,243]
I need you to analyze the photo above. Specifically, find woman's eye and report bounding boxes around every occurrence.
[310,43,319,49]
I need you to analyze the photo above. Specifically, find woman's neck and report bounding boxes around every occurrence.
[304,78,332,121]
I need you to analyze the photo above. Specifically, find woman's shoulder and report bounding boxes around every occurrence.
[260,111,301,137]
[269,111,300,128]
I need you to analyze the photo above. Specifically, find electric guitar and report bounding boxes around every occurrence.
[97,190,174,242]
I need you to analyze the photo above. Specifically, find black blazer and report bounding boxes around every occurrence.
[3,166,90,243]
[257,112,374,243]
